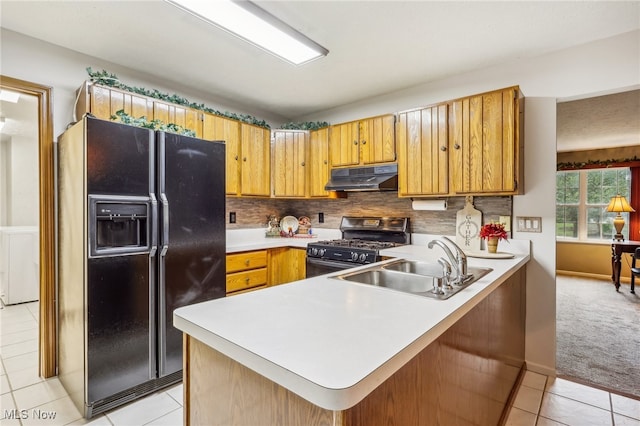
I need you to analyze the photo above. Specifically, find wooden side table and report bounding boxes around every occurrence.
[611,240,640,293]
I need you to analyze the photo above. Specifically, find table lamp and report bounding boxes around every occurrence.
[606,194,635,241]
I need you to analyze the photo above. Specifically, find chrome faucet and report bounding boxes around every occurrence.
[438,257,453,292]
[442,236,469,282]
[428,237,470,285]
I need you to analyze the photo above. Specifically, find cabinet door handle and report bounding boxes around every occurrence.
[235,155,239,160]
[301,162,305,166]
[243,157,247,161]
[245,278,250,284]
[454,144,461,150]
[324,160,328,165]
[361,140,367,145]
[245,259,250,266]
[353,140,359,145]
[440,146,447,151]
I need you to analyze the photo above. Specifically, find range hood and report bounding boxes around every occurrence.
[324,164,398,192]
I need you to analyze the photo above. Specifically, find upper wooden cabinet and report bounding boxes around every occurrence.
[396,104,449,196]
[272,130,307,198]
[152,100,203,138]
[308,128,331,198]
[76,82,203,137]
[330,114,396,167]
[397,86,524,197]
[240,123,271,197]
[202,114,241,195]
[449,86,524,195]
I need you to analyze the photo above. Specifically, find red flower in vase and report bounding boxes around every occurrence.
[479,222,508,241]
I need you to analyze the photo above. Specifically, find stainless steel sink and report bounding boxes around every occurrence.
[332,259,492,300]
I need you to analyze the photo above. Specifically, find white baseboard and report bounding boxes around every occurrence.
[524,361,556,378]
[556,270,631,284]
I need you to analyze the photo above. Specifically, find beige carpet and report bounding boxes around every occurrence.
[556,275,640,399]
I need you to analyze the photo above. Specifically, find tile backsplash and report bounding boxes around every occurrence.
[226,192,512,236]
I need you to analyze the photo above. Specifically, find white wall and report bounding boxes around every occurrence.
[515,98,558,375]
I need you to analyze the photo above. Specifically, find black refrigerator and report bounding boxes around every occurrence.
[58,116,226,417]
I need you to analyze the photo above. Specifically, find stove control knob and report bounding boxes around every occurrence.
[311,248,319,256]
[351,252,359,261]
[359,253,367,262]
[319,249,326,257]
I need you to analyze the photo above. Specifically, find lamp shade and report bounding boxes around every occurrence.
[606,195,635,213]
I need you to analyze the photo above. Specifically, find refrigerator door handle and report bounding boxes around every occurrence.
[149,194,158,257]
[160,193,169,256]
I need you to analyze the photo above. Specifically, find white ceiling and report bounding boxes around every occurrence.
[557,90,640,153]
[2,0,639,122]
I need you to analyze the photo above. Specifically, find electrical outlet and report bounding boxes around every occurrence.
[229,212,236,224]
[318,212,324,223]
[499,216,511,232]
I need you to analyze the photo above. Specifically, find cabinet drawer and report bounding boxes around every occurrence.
[226,250,267,273]
[226,268,268,293]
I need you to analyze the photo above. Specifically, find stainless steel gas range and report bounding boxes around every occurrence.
[306,217,410,278]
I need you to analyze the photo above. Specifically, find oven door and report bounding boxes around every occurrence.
[306,257,360,278]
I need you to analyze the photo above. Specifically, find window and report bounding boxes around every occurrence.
[556,168,632,241]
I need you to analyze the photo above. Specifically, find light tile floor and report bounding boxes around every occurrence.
[1,302,182,425]
[1,301,639,425]
[505,371,640,426]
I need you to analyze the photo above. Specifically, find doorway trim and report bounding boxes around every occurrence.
[1,75,56,378]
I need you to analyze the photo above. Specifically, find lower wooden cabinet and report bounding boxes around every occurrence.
[268,247,307,286]
[226,250,268,295]
[226,247,307,295]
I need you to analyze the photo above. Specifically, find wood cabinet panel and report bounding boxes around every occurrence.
[330,115,396,168]
[203,114,241,195]
[83,84,153,121]
[330,121,360,167]
[397,104,448,196]
[272,130,307,198]
[226,250,267,273]
[268,247,306,286]
[450,86,522,195]
[186,336,339,426]
[308,128,331,197]
[79,83,203,136]
[152,101,203,138]
[226,268,268,293]
[241,124,271,196]
[226,250,268,294]
[361,114,396,165]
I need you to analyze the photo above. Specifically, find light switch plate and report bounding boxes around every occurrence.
[516,216,542,233]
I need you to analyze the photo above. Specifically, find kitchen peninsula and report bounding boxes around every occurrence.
[174,238,530,425]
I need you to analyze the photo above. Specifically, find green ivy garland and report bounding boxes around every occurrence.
[557,156,640,170]
[110,110,197,137]
[87,67,271,129]
[278,121,330,131]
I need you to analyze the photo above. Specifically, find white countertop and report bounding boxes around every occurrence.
[225,227,342,253]
[174,234,530,411]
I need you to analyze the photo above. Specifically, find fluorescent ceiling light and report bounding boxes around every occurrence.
[166,0,328,65]
[0,90,20,103]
